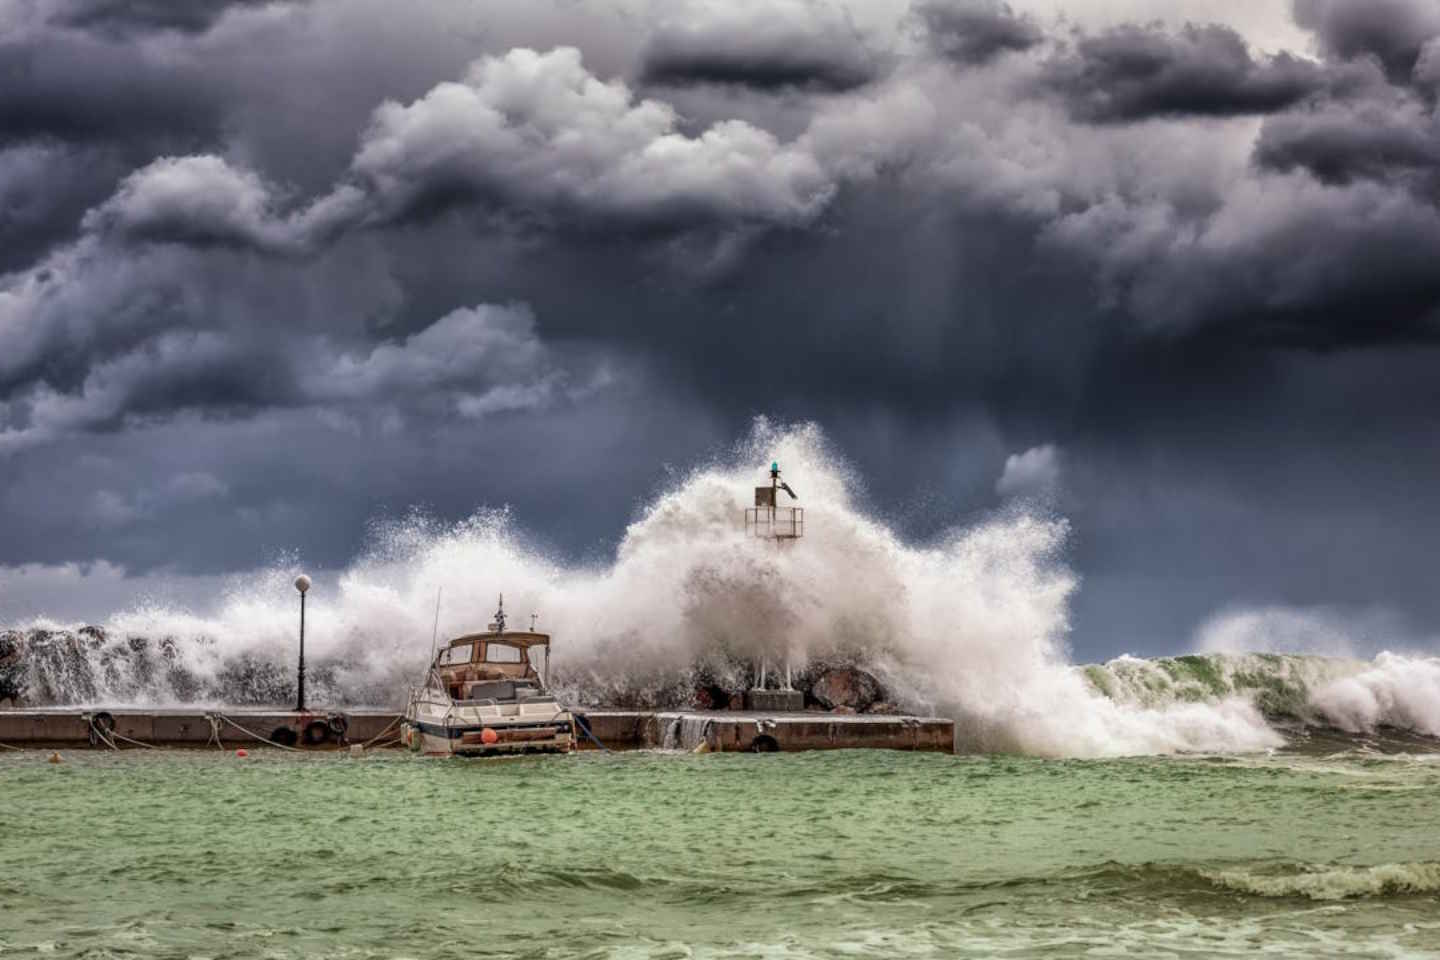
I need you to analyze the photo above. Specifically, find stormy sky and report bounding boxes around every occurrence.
[3,0,1440,660]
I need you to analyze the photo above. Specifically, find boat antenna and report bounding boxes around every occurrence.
[530,612,538,631]
[427,586,443,662]
[491,594,506,634]
[413,585,446,697]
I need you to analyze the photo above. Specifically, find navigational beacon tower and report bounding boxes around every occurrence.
[743,461,805,710]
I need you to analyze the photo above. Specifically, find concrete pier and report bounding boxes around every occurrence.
[0,708,954,753]
[0,708,400,749]
[575,710,954,753]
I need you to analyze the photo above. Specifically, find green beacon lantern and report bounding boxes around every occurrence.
[747,460,803,541]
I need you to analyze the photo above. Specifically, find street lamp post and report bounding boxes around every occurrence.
[294,574,311,712]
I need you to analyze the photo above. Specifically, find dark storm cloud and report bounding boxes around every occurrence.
[639,42,874,93]
[0,142,132,271]
[1038,168,1440,348]
[46,0,291,35]
[1255,98,1440,193]
[639,0,879,91]
[1293,0,1440,84]
[1039,23,1325,122]
[0,30,219,146]
[0,223,604,451]
[4,0,1440,658]
[10,2,1440,381]
[914,0,1042,66]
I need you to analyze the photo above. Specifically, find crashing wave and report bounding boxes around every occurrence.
[1201,861,1440,900]
[3,420,1438,757]
[1079,652,1440,738]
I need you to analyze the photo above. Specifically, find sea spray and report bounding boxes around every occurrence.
[1307,652,1440,736]
[1078,651,1440,738]
[3,420,1437,756]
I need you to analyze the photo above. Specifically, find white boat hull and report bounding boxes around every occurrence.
[403,690,573,757]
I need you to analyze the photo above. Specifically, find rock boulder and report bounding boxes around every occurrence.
[808,667,884,712]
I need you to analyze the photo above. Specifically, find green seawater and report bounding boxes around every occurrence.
[3,747,1440,958]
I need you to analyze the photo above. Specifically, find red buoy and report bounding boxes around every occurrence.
[235,748,249,758]
[480,728,498,745]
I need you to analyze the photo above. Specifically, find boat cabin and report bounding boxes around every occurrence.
[433,630,551,703]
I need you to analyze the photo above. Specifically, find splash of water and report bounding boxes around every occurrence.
[1078,651,1440,739]
[3,420,1437,757]
[1201,861,1440,900]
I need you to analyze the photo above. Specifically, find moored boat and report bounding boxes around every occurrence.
[402,597,573,756]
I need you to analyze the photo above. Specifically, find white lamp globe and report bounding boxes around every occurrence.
[294,574,312,594]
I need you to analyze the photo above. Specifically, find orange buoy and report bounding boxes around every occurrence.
[47,752,62,764]
[235,748,249,758]
[480,728,498,745]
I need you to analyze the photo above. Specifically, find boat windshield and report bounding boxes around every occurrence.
[484,643,523,663]
[438,642,473,666]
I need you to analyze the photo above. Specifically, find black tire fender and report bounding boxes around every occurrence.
[303,720,332,746]
[88,711,116,747]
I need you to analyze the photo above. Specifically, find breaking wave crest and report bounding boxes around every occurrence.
[1081,651,1440,739]
[3,420,1439,758]
[1200,861,1440,900]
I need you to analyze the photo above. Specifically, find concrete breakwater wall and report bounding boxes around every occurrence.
[0,708,401,749]
[1,708,954,753]
[577,711,954,752]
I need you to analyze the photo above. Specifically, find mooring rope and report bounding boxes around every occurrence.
[211,713,305,752]
[571,713,611,753]
[0,741,23,752]
[205,713,224,750]
[84,715,119,751]
[106,729,157,750]
[532,704,610,753]
[360,713,403,749]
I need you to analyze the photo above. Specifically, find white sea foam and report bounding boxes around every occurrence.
[600,914,1440,959]
[1308,654,1440,737]
[3,420,1437,757]
[1203,861,1440,900]
[1076,649,1440,740]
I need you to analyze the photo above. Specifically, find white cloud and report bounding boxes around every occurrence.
[1010,0,1313,53]
[996,443,1061,498]
[308,302,581,416]
[88,489,139,527]
[347,46,835,229]
[1193,605,1432,658]
[83,155,362,255]
[61,47,842,260]
[167,471,229,500]
[0,328,246,452]
[0,560,258,626]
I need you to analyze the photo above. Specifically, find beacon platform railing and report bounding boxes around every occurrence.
[745,506,805,539]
